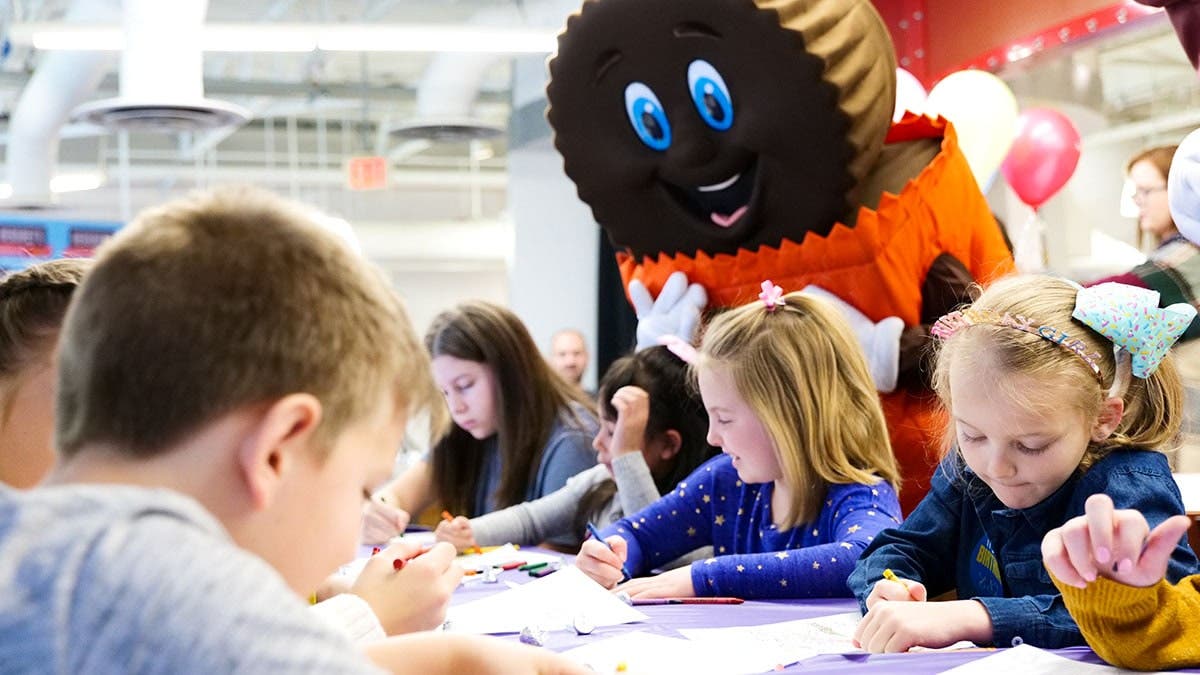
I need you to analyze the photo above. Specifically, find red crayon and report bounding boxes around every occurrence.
[371,547,381,556]
[630,597,744,606]
[391,544,436,572]
[501,560,527,571]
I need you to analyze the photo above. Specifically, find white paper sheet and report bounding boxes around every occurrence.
[678,611,861,663]
[561,631,787,675]
[443,565,648,634]
[938,643,1167,674]
[452,543,561,571]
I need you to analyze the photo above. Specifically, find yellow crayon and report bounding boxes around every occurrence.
[882,568,916,599]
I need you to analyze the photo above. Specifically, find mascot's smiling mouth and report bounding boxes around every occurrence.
[662,158,759,232]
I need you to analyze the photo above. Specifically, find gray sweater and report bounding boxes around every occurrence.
[0,483,384,674]
[469,453,712,567]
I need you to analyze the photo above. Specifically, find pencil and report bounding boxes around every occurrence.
[586,521,631,583]
[630,597,744,605]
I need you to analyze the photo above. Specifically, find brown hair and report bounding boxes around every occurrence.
[932,275,1183,470]
[55,186,437,459]
[427,301,595,516]
[574,346,720,535]
[1128,145,1178,249]
[0,258,90,419]
[697,291,900,528]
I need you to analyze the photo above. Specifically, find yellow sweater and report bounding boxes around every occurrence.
[1053,573,1200,670]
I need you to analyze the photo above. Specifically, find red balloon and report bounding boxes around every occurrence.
[1001,108,1081,209]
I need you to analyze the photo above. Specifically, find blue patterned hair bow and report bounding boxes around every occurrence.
[1072,282,1197,378]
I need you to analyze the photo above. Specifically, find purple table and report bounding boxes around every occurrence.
[449,549,1200,673]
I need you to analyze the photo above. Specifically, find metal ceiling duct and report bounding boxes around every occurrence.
[71,0,249,134]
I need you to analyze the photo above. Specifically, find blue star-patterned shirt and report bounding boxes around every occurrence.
[599,454,902,599]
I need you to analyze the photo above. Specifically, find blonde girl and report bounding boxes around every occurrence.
[577,282,902,599]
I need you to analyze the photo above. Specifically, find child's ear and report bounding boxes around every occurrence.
[236,394,322,509]
[658,429,683,461]
[1090,396,1125,442]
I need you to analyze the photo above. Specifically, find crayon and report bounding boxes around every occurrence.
[587,521,631,583]
[529,566,559,578]
[629,597,744,605]
[882,568,916,599]
[519,561,549,572]
[501,560,527,571]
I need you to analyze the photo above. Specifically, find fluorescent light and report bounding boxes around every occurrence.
[0,172,105,200]
[317,25,556,53]
[50,172,106,193]
[12,22,557,54]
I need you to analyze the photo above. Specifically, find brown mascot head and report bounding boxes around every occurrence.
[546,0,897,261]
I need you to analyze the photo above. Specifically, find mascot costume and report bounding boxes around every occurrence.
[546,0,1014,512]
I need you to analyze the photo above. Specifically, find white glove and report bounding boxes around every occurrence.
[629,271,708,351]
[800,285,904,393]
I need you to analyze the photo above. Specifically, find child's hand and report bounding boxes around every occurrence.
[864,575,927,609]
[361,496,410,545]
[434,515,478,552]
[853,599,992,653]
[1042,493,1193,589]
[609,386,651,458]
[614,565,694,599]
[351,541,462,634]
[576,535,629,589]
[466,638,592,675]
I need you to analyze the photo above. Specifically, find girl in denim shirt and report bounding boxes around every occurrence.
[849,275,1199,652]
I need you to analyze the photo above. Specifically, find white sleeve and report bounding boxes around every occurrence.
[310,594,386,644]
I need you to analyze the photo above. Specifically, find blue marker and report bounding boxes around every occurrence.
[586,521,631,583]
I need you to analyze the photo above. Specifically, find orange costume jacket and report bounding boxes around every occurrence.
[618,115,1015,513]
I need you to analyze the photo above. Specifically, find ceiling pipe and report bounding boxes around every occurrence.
[4,0,118,207]
[390,0,578,143]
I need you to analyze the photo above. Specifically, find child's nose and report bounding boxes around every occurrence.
[986,448,1017,479]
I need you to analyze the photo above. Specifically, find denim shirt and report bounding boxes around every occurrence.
[848,448,1199,648]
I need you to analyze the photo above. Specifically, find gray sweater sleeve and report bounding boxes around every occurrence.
[469,464,609,546]
[610,451,663,517]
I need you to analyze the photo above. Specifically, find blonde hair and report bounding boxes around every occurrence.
[56,186,439,460]
[932,275,1184,470]
[697,292,899,528]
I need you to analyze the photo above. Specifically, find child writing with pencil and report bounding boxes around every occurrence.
[576,281,903,599]
[1043,494,1199,670]
[435,346,718,553]
[0,187,585,675]
[850,275,1199,653]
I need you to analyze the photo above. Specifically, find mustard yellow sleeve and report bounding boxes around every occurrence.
[1053,573,1200,670]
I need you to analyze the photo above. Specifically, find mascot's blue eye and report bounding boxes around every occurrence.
[623,82,672,151]
[687,60,733,131]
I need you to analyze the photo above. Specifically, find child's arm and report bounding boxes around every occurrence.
[687,481,905,600]
[440,465,607,550]
[847,466,964,609]
[604,385,664,516]
[610,450,663,517]
[1043,493,1200,670]
[364,634,589,674]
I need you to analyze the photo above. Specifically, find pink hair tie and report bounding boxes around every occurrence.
[758,280,785,312]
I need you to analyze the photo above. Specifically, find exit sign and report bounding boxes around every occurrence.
[346,156,388,191]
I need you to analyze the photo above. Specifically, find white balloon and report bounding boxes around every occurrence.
[893,67,927,123]
[925,70,1019,191]
[1169,128,1200,245]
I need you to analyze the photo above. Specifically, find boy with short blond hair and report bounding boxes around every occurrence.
[0,187,582,674]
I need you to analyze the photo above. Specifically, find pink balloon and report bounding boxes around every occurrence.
[1001,108,1081,209]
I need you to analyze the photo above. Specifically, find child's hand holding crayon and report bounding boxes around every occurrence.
[576,534,630,589]
[865,568,927,607]
[361,494,410,545]
[435,510,480,553]
[351,540,462,634]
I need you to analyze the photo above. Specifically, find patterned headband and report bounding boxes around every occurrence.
[931,307,1104,379]
[932,282,1197,382]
